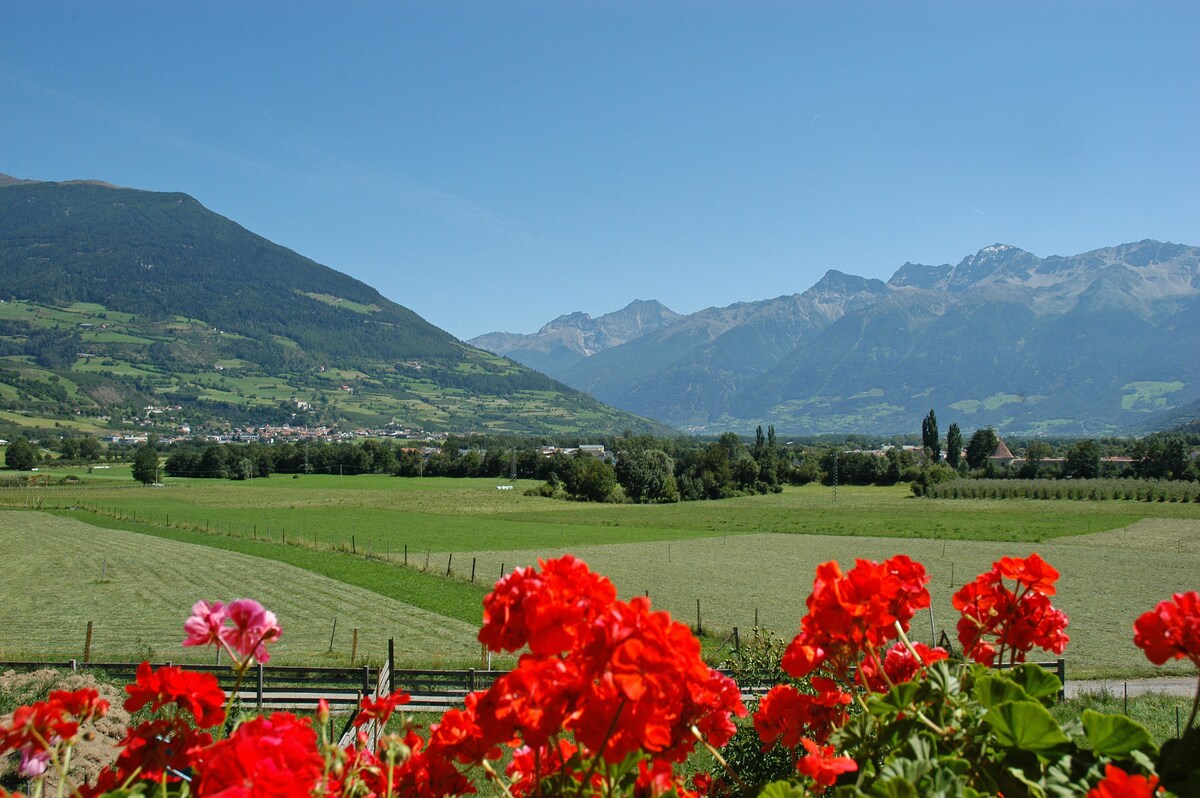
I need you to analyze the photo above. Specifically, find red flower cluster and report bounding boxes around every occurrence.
[857,641,949,693]
[752,556,932,788]
[952,553,1069,666]
[0,688,108,778]
[1133,591,1200,668]
[435,555,745,795]
[778,556,931,682]
[334,727,473,798]
[80,663,228,789]
[753,679,852,748]
[1086,764,1162,798]
[124,661,227,728]
[795,738,858,787]
[195,713,324,798]
[352,691,412,730]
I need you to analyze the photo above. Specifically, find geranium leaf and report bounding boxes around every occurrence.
[1008,663,1063,706]
[973,674,1035,709]
[983,700,1070,754]
[1081,710,1157,757]
[875,681,922,716]
[1157,726,1200,796]
[758,781,810,798]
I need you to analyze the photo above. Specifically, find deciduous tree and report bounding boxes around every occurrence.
[4,438,37,471]
[131,444,160,485]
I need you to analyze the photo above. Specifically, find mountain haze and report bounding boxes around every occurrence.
[489,241,1200,435]
[0,174,664,435]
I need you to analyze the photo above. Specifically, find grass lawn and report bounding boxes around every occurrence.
[1053,689,1198,747]
[0,511,492,668]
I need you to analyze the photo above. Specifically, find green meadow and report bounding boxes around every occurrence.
[0,512,493,668]
[1,474,1198,676]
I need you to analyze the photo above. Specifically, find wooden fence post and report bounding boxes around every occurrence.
[83,621,94,663]
[471,558,476,583]
[733,627,740,651]
[351,628,358,665]
[328,618,337,653]
[446,553,453,577]
[388,638,395,695]
[696,599,702,635]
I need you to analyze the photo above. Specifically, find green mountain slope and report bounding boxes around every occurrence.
[0,176,664,435]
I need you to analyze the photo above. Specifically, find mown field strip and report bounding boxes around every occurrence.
[455,518,1200,679]
[0,511,487,668]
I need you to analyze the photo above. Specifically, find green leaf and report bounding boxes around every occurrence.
[973,674,1036,709]
[1081,710,1158,757]
[1008,663,1064,706]
[870,778,920,798]
[983,700,1071,754]
[926,660,960,698]
[874,680,922,716]
[759,781,811,798]
[1157,726,1200,797]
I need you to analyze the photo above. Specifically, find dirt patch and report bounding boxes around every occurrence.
[0,669,129,792]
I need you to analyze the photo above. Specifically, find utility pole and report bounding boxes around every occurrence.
[832,450,838,503]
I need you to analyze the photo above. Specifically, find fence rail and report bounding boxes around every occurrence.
[0,658,1068,711]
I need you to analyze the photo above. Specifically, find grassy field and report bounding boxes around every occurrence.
[7,477,1198,555]
[1,474,1198,676]
[451,518,1200,678]
[0,511,494,668]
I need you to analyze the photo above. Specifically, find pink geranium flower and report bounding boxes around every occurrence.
[183,600,227,649]
[221,599,283,663]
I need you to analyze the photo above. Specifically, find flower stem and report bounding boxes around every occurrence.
[692,724,749,793]
[481,759,516,798]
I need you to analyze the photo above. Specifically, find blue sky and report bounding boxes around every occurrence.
[3,2,1198,340]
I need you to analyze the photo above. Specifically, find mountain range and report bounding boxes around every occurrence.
[0,174,663,436]
[473,241,1200,435]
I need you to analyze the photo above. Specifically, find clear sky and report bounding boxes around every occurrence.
[3,2,1198,340]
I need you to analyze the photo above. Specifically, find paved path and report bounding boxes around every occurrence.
[1065,676,1197,699]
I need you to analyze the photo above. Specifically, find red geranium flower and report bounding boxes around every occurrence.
[1086,763,1162,798]
[858,642,949,692]
[1134,591,1200,668]
[352,690,412,729]
[193,712,322,798]
[0,688,108,777]
[953,554,1068,667]
[116,719,212,781]
[781,556,931,681]
[125,662,226,729]
[753,680,851,749]
[795,737,857,787]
